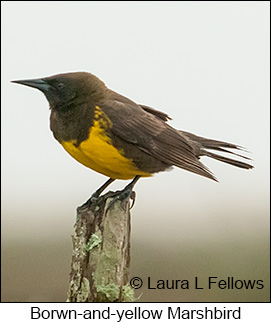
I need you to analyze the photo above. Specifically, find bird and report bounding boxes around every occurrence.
[12,72,253,206]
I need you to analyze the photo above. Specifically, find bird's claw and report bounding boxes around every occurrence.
[105,189,136,214]
[79,194,99,210]
[129,191,136,209]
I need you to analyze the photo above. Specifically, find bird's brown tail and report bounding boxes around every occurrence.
[181,131,254,170]
[203,151,253,169]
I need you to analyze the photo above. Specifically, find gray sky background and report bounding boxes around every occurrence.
[2,2,269,249]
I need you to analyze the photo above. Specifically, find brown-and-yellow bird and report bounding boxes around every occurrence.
[12,72,253,203]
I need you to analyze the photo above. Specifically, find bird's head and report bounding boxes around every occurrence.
[12,72,106,111]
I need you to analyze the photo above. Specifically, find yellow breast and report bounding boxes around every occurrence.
[60,118,151,180]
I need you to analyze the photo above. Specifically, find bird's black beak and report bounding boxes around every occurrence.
[11,78,52,93]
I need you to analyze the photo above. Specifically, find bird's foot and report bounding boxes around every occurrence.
[105,175,140,213]
[105,187,136,214]
[77,176,140,216]
[79,193,100,210]
[78,178,116,211]
[77,190,121,214]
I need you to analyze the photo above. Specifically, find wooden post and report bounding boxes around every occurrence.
[67,191,134,302]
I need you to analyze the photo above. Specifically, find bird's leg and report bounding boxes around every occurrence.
[91,178,116,199]
[81,178,115,208]
[106,175,141,212]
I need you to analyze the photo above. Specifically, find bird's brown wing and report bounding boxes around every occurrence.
[139,104,172,122]
[100,94,216,180]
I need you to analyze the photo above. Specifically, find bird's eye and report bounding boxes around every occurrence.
[57,83,65,89]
